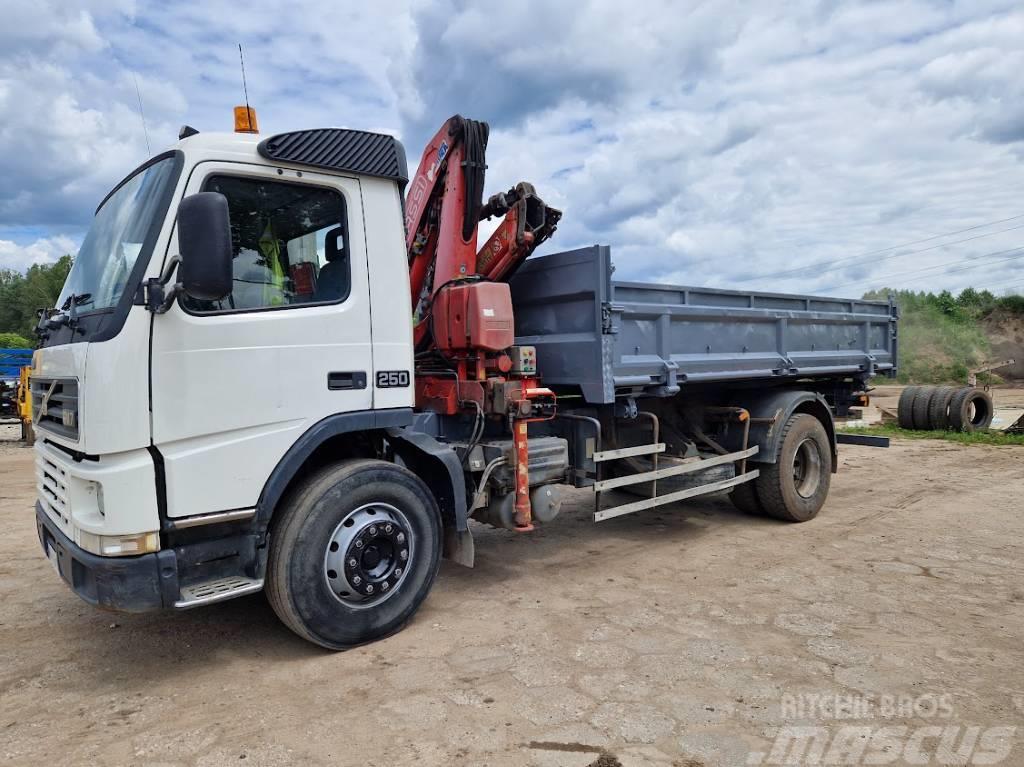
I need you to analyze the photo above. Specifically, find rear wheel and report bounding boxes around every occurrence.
[729,479,764,516]
[267,459,442,649]
[755,413,832,522]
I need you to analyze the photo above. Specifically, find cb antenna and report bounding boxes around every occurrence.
[132,71,151,155]
[239,43,251,115]
[235,43,258,133]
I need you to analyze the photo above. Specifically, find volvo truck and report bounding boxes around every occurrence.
[30,112,898,648]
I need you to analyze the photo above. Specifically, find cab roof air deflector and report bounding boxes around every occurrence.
[257,128,409,184]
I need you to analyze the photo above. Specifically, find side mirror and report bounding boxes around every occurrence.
[178,192,233,301]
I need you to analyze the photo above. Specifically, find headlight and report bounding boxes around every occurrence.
[75,530,159,557]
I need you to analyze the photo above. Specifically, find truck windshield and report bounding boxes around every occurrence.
[57,156,178,313]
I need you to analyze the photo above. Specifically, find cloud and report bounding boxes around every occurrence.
[398,0,742,145]
[426,0,1024,296]
[1,0,1022,298]
[0,235,78,272]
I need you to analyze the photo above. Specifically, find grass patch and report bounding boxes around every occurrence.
[842,423,1024,447]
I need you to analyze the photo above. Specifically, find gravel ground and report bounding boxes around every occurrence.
[0,430,1022,765]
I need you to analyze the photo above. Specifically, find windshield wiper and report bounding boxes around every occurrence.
[60,292,93,311]
[36,293,95,338]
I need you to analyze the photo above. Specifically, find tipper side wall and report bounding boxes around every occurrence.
[510,245,898,404]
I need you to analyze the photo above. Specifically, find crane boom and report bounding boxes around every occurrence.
[403,114,562,530]
[404,115,560,348]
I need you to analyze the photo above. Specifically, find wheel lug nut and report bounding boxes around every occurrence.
[385,524,393,534]
[348,558,357,568]
[369,526,377,536]
[381,582,390,591]
[397,533,406,543]
[355,540,364,549]
[394,567,402,577]
[352,575,362,585]
[400,549,408,561]
[365,584,374,594]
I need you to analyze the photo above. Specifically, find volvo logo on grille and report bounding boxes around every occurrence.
[35,380,57,424]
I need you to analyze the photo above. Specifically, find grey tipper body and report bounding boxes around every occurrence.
[511,245,897,404]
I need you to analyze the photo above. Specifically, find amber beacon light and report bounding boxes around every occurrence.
[234,105,259,134]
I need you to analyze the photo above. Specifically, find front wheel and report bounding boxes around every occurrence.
[755,413,832,522]
[266,459,442,649]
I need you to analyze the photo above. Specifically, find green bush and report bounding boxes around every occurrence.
[996,294,1024,314]
[0,332,32,349]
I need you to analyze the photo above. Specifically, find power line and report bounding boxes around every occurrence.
[823,245,1024,292]
[736,214,1024,283]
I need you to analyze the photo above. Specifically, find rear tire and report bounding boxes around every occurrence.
[927,386,957,430]
[897,386,920,429]
[266,459,442,649]
[729,479,764,516]
[755,413,832,522]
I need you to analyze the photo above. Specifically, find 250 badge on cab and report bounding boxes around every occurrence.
[376,370,410,388]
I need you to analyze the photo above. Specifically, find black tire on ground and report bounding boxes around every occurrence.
[755,413,832,522]
[897,386,921,429]
[948,387,994,432]
[266,459,442,649]
[729,479,765,516]
[927,386,958,431]
[910,385,937,431]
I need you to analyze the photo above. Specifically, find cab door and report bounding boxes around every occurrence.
[150,162,373,518]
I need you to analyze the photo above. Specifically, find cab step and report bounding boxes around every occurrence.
[174,576,263,609]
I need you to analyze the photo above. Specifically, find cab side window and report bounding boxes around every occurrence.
[183,175,349,313]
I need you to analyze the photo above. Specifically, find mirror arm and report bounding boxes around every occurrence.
[142,255,183,314]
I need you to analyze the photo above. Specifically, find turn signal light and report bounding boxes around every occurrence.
[76,530,160,557]
[234,105,259,134]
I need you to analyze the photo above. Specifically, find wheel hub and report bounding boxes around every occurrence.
[324,503,413,608]
[792,438,822,499]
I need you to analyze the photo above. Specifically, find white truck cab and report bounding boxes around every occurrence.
[33,126,436,633]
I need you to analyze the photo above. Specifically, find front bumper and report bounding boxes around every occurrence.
[36,502,178,612]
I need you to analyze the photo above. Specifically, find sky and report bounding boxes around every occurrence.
[1,0,1022,298]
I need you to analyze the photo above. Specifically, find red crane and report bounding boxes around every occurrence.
[404,115,562,530]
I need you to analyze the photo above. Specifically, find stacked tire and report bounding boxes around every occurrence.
[897,385,993,432]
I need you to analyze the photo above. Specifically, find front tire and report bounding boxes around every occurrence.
[755,413,832,522]
[267,459,442,649]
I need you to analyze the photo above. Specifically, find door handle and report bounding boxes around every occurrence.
[327,371,367,390]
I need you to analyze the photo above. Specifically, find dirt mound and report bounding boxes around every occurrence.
[982,310,1024,380]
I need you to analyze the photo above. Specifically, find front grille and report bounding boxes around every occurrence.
[30,377,79,440]
[36,451,70,527]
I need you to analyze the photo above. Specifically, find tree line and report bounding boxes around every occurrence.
[862,286,1024,384]
[0,256,73,347]
[862,286,1024,323]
